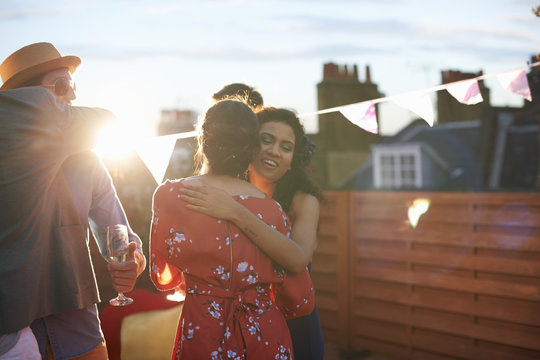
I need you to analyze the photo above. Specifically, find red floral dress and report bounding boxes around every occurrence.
[150,180,315,360]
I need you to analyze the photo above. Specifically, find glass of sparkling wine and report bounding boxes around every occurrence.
[106,224,133,306]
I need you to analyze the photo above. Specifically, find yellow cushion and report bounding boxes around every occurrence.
[120,304,183,360]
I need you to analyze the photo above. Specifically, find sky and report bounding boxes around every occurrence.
[1,0,539,137]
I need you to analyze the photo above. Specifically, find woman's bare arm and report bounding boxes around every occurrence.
[287,192,320,266]
[180,184,318,273]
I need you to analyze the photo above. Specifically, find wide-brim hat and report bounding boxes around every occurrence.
[0,42,81,90]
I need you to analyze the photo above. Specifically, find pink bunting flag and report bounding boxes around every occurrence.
[393,92,434,126]
[339,101,378,134]
[496,68,532,102]
[445,79,483,105]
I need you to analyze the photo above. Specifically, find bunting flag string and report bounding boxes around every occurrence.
[102,61,538,184]
[298,60,539,132]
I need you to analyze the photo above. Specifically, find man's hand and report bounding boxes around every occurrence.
[107,242,145,293]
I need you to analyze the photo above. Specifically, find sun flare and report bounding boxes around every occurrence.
[407,198,431,229]
[93,120,143,159]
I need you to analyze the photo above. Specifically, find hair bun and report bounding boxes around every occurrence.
[199,100,259,177]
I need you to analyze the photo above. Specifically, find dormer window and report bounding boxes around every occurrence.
[373,144,422,189]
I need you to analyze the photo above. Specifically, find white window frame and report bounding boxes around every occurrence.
[373,144,423,189]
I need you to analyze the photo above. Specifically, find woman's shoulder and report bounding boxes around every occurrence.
[153,177,193,201]
[290,191,320,219]
[292,191,319,206]
[156,178,183,190]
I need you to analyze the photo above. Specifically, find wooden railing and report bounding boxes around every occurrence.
[312,191,540,360]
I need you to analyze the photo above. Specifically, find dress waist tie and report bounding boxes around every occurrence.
[186,282,275,358]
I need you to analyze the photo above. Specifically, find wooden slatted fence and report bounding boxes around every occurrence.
[311,191,540,360]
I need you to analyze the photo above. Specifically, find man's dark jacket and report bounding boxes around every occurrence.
[0,87,114,335]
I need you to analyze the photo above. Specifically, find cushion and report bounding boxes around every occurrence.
[120,304,183,360]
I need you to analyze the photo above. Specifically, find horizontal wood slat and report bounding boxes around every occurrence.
[409,331,540,360]
[350,201,540,227]
[354,279,540,327]
[354,243,540,277]
[353,301,540,351]
[349,191,540,206]
[351,220,540,251]
[352,332,540,360]
[354,264,540,301]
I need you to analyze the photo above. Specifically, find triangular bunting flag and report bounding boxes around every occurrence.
[339,101,378,134]
[496,68,532,102]
[445,79,483,105]
[393,92,434,126]
[135,135,179,184]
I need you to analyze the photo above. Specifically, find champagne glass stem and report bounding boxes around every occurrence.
[110,291,133,306]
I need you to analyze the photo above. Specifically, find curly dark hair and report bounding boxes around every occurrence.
[196,100,260,177]
[255,107,323,212]
[212,83,264,112]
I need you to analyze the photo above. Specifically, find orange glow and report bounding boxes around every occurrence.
[157,263,174,285]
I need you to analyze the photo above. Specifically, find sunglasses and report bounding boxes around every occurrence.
[42,77,76,96]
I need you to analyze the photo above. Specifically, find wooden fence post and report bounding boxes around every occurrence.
[336,191,351,350]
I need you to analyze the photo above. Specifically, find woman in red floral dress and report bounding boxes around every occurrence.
[150,100,314,359]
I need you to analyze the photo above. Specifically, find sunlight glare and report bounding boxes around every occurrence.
[93,120,142,159]
[408,198,431,229]
[167,289,186,302]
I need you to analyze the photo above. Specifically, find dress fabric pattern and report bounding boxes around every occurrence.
[151,180,314,360]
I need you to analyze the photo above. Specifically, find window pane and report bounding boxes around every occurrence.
[380,155,395,187]
[381,156,394,166]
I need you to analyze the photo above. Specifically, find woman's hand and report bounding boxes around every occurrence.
[180,183,240,221]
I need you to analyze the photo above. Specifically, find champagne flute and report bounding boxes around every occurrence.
[106,224,134,306]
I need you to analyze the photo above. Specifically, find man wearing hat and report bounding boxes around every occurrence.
[0,42,146,359]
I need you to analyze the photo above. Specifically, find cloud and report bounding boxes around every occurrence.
[0,7,61,19]
[139,0,251,14]
[417,24,540,44]
[269,0,400,3]
[74,42,393,62]
[503,13,540,24]
[270,14,413,35]
[270,12,539,47]
[406,40,534,65]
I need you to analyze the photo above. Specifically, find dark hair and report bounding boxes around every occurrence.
[196,100,260,177]
[212,83,264,112]
[255,107,323,212]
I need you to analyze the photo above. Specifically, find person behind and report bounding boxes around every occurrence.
[180,107,325,359]
[150,100,314,359]
[0,42,146,359]
[212,83,264,112]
